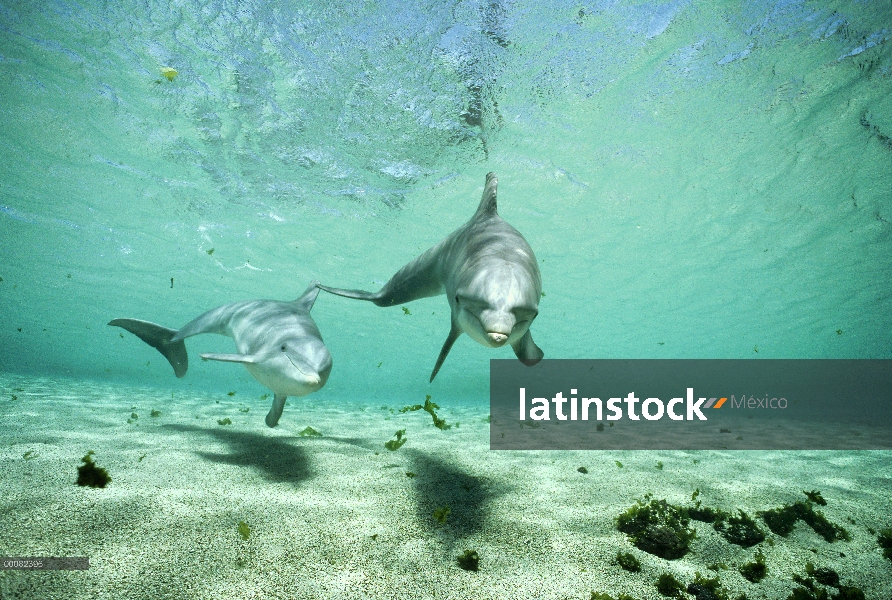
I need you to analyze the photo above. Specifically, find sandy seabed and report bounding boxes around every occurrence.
[1,373,890,600]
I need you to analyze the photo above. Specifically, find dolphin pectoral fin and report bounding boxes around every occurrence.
[430,321,462,383]
[512,330,544,366]
[200,353,259,364]
[265,394,286,428]
[109,318,188,378]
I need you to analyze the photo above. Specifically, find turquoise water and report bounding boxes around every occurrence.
[1,1,891,598]
[2,0,890,398]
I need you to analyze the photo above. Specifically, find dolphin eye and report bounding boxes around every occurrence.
[455,295,460,304]
[281,344,287,352]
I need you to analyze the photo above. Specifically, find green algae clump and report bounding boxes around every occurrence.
[738,549,767,583]
[790,562,866,600]
[76,451,111,488]
[877,528,892,561]
[686,573,730,600]
[384,429,406,451]
[422,396,450,430]
[688,489,727,523]
[803,490,826,505]
[656,573,685,597]
[714,510,765,547]
[759,499,849,542]
[689,505,727,523]
[299,426,322,437]
[616,551,641,572]
[805,563,839,587]
[237,521,250,540]
[432,506,450,525]
[457,549,478,571]
[617,496,696,560]
[400,396,450,430]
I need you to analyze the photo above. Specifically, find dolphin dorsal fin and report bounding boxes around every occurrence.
[474,172,499,218]
[295,281,321,311]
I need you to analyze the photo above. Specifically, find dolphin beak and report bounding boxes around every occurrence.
[487,332,508,345]
[284,352,322,385]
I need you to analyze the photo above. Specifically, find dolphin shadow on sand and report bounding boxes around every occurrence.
[407,450,498,538]
[162,424,313,484]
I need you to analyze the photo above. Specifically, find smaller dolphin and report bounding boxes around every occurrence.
[317,172,543,382]
[109,281,332,427]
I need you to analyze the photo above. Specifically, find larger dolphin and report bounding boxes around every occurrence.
[318,172,543,381]
[109,281,332,427]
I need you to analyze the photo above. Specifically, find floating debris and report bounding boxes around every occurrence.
[399,395,450,430]
[384,429,406,451]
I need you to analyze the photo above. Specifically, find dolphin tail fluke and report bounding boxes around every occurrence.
[316,283,382,303]
[265,394,287,428]
[430,320,462,382]
[108,318,188,378]
[512,329,544,366]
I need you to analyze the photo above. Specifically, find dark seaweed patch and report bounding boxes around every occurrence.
[714,510,765,547]
[739,549,767,583]
[76,451,110,488]
[759,500,849,542]
[617,496,696,560]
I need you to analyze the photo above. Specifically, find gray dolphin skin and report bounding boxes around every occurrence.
[109,281,332,427]
[317,172,543,382]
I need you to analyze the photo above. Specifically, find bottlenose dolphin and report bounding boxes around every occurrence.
[109,281,332,427]
[317,172,542,381]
